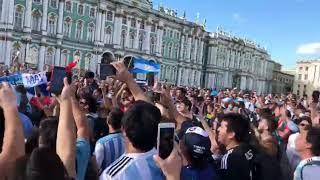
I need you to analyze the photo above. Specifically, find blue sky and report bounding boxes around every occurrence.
[152,0,320,70]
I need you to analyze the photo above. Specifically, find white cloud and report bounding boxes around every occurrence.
[296,43,320,54]
[232,13,247,23]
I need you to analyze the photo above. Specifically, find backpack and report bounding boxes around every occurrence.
[251,147,282,180]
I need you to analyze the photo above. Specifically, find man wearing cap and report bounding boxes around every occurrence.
[179,126,220,180]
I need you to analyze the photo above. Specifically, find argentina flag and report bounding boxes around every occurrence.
[129,57,160,74]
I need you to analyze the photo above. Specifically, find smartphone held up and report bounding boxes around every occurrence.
[157,123,175,159]
[49,66,72,95]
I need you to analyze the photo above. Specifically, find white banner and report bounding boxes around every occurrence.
[22,72,47,88]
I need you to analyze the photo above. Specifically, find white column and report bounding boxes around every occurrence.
[179,35,185,59]
[226,49,230,68]
[134,29,139,49]
[0,0,6,24]
[24,0,32,33]
[57,0,64,36]
[41,0,49,34]
[4,40,12,66]
[156,25,163,56]
[212,46,217,65]
[55,47,61,66]
[199,40,204,64]
[113,14,122,47]
[143,21,151,54]
[100,11,106,43]
[125,19,131,48]
[177,68,182,86]
[4,0,14,29]
[95,10,102,42]
[240,76,247,90]
[193,38,198,62]
[39,45,46,71]
[186,36,192,61]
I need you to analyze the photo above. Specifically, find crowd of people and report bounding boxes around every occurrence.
[0,60,319,180]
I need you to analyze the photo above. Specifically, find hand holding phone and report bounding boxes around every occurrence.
[50,67,72,95]
[157,123,175,159]
[100,64,117,80]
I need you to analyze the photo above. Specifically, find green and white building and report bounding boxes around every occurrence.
[0,0,277,94]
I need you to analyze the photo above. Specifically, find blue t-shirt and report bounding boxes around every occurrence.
[19,112,33,139]
[181,163,220,180]
[76,138,91,180]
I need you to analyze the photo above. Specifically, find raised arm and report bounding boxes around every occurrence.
[112,61,150,103]
[71,93,90,141]
[56,78,76,178]
[0,82,25,176]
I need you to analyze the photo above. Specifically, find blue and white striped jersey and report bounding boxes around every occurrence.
[95,132,125,172]
[99,148,164,180]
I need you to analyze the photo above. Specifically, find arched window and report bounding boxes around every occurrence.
[65,1,71,12]
[50,0,57,8]
[131,20,136,28]
[48,14,57,35]
[122,17,127,25]
[26,46,39,65]
[174,44,179,59]
[120,30,126,48]
[14,5,24,29]
[45,47,55,65]
[107,11,113,21]
[168,43,173,58]
[11,42,24,64]
[161,41,165,56]
[183,43,187,59]
[75,20,83,39]
[139,33,144,50]
[151,24,156,32]
[60,50,69,67]
[105,26,112,44]
[140,20,145,29]
[129,32,135,49]
[87,23,95,42]
[63,17,72,37]
[32,10,42,31]
[78,4,84,15]
[150,36,156,54]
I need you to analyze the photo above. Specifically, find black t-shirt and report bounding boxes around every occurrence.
[218,143,254,180]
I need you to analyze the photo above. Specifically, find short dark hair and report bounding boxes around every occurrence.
[107,108,124,130]
[84,71,95,79]
[122,101,161,152]
[306,127,320,156]
[38,117,58,150]
[179,98,192,111]
[221,113,250,143]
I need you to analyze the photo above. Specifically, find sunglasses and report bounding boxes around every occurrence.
[299,123,309,127]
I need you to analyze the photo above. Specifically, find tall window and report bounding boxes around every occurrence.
[45,48,55,65]
[140,21,145,29]
[131,20,136,28]
[63,17,72,37]
[89,8,95,18]
[122,17,127,25]
[48,14,57,35]
[60,50,69,67]
[151,24,156,32]
[65,1,71,12]
[139,33,144,50]
[183,44,187,59]
[14,5,24,29]
[50,0,58,8]
[74,51,81,69]
[107,11,113,21]
[174,44,179,59]
[87,23,95,42]
[32,10,42,31]
[168,43,172,58]
[33,0,41,4]
[163,29,166,37]
[120,30,126,48]
[75,20,83,39]
[78,4,84,15]
[150,37,156,54]
[105,26,112,44]
[129,32,135,49]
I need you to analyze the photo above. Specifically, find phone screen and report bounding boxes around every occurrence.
[153,92,161,102]
[100,64,116,80]
[158,126,175,159]
[50,67,71,95]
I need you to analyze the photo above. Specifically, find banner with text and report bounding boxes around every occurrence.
[21,72,48,88]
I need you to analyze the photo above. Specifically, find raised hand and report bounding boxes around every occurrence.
[0,82,17,109]
[111,61,133,83]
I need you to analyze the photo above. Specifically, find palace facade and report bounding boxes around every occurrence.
[0,0,277,94]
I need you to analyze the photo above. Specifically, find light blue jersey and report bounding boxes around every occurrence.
[294,156,320,180]
[95,132,125,172]
[100,148,164,180]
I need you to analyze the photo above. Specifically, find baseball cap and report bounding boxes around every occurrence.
[182,126,211,160]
